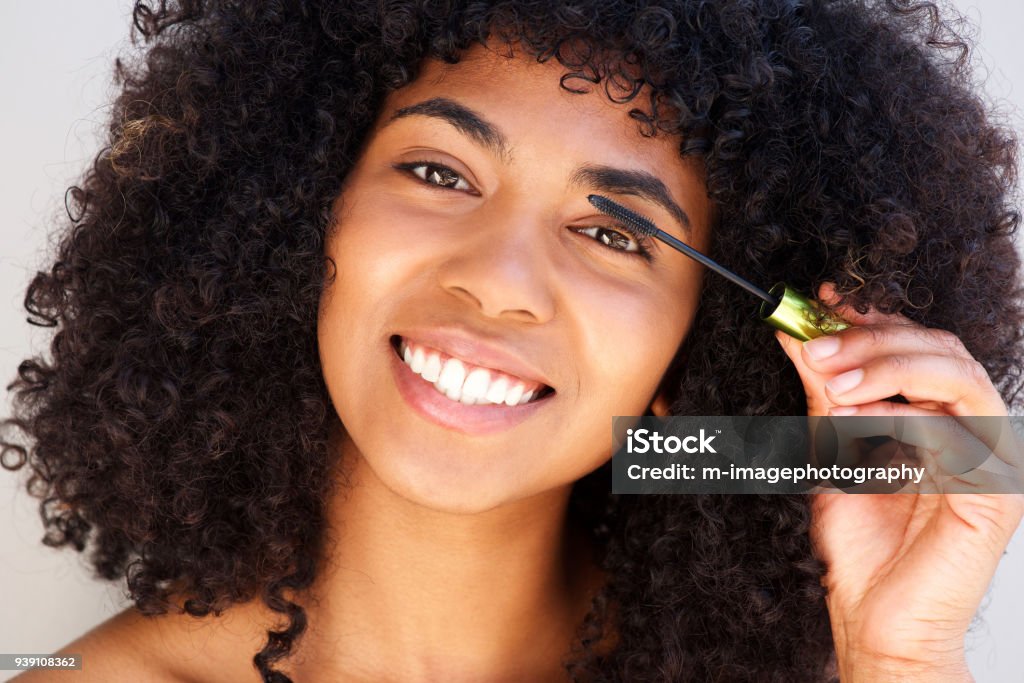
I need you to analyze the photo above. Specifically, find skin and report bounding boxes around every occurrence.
[25,43,1021,683]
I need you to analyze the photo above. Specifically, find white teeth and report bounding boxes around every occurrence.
[485,377,509,404]
[461,368,491,403]
[436,359,466,400]
[411,347,426,374]
[398,337,547,407]
[503,383,524,406]
[421,353,442,382]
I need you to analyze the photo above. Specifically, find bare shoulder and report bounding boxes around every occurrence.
[11,601,273,683]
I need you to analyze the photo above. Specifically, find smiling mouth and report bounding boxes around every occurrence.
[390,335,555,407]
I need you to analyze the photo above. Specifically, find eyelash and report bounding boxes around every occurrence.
[393,160,655,261]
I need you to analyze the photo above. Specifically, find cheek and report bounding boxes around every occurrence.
[317,196,466,404]
[572,275,692,410]
[333,197,446,279]
[323,191,464,322]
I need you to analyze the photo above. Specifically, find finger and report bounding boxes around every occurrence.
[800,322,975,376]
[813,412,935,493]
[904,461,1014,497]
[775,329,832,415]
[826,405,980,466]
[808,410,929,492]
[827,401,1019,491]
[825,414,1021,487]
[778,327,926,417]
[831,401,1024,481]
[822,352,1007,417]
[939,469,1023,494]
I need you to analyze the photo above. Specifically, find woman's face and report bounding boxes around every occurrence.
[319,42,712,513]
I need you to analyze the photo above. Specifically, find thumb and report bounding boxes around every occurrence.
[775,328,834,416]
[773,282,849,416]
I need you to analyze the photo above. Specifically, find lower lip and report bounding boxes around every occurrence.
[388,341,554,436]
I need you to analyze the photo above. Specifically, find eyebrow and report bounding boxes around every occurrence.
[384,97,692,238]
[388,97,513,164]
[567,165,691,237]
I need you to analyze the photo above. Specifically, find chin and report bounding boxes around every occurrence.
[366,442,533,515]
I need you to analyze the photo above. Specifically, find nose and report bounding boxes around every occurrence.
[437,209,557,324]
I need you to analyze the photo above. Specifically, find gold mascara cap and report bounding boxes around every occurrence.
[758,282,851,341]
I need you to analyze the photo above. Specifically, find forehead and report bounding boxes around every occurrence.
[376,42,683,170]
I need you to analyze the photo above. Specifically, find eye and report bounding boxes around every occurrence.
[572,225,653,261]
[394,160,475,193]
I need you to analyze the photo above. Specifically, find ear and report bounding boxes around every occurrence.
[649,349,686,416]
[649,389,672,417]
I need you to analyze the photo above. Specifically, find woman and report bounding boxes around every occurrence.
[4,0,1022,681]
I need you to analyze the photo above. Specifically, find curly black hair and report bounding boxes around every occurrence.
[3,0,1022,681]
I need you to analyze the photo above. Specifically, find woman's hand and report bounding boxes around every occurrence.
[775,282,1024,682]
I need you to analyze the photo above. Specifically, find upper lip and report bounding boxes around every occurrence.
[393,327,555,391]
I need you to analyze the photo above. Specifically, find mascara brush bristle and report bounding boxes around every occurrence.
[587,194,658,237]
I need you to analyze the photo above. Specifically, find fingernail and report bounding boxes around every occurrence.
[803,336,840,360]
[826,368,864,395]
[829,406,858,416]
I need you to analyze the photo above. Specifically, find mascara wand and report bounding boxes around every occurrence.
[587,194,851,342]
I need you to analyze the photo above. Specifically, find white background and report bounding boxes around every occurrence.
[1,2,1022,680]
